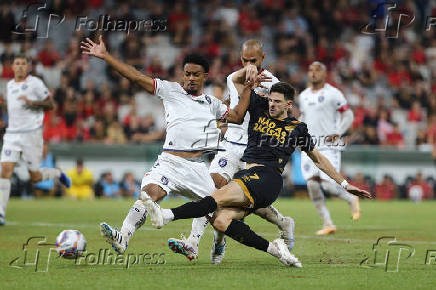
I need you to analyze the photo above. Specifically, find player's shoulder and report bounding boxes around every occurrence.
[154,78,184,93]
[285,117,308,131]
[298,87,311,97]
[325,83,344,96]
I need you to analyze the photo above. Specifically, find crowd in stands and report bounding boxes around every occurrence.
[0,1,435,199]
[0,1,435,153]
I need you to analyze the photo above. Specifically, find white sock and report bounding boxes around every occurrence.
[162,208,175,222]
[255,205,288,230]
[120,200,147,242]
[0,178,11,217]
[214,229,226,245]
[38,168,61,180]
[187,217,209,248]
[321,180,356,204]
[307,180,334,227]
[267,242,280,257]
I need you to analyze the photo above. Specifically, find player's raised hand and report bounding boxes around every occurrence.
[247,72,272,89]
[81,35,107,59]
[345,184,373,199]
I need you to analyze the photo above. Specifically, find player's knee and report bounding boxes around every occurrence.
[1,164,13,179]
[212,215,231,232]
[211,173,228,189]
[141,184,166,202]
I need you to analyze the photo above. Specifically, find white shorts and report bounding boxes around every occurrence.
[209,140,246,182]
[1,129,43,171]
[301,149,341,183]
[141,152,216,201]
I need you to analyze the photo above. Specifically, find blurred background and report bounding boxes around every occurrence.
[0,0,434,201]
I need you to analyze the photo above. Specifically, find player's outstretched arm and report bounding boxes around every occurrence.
[306,148,373,199]
[81,35,154,94]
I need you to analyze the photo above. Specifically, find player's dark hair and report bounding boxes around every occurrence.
[182,53,209,73]
[13,54,29,62]
[270,82,295,101]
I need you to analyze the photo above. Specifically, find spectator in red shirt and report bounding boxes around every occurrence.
[375,175,397,200]
[408,101,423,122]
[37,40,60,67]
[386,123,404,148]
[408,172,434,202]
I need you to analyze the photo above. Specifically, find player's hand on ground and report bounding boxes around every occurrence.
[81,35,107,59]
[345,184,373,199]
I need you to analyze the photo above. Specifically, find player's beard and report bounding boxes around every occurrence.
[186,89,199,95]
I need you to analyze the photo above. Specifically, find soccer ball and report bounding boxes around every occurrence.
[55,230,87,259]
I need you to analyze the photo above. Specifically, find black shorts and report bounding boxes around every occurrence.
[232,166,283,210]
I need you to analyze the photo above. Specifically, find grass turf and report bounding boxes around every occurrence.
[1,198,435,290]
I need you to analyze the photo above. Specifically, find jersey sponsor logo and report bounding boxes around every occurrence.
[4,150,11,156]
[253,116,289,144]
[12,89,19,94]
[241,173,259,182]
[218,157,227,168]
[205,95,211,104]
[318,95,324,102]
[161,176,169,185]
[21,84,28,90]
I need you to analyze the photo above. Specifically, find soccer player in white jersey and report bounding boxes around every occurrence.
[202,40,296,264]
[80,36,267,258]
[298,61,359,235]
[0,55,71,225]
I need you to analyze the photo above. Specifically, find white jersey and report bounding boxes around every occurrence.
[6,75,49,133]
[224,69,279,145]
[153,78,228,152]
[298,83,349,150]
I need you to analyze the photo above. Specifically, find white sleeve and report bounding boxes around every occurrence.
[34,79,50,100]
[153,78,180,100]
[211,97,229,120]
[333,89,349,112]
[226,73,239,109]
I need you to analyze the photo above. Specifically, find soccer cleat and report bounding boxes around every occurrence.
[0,214,5,226]
[168,236,198,261]
[210,237,226,264]
[316,225,337,236]
[143,199,165,228]
[59,172,72,188]
[351,197,361,220]
[272,238,302,267]
[99,222,128,254]
[279,217,295,251]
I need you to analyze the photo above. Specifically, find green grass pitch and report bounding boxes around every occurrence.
[1,198,435,289]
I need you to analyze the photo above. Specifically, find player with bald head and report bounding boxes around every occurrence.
[203,40,296,264]
[298,61,359,235]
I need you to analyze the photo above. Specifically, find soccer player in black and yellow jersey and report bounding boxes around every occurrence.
[144,67,372,267]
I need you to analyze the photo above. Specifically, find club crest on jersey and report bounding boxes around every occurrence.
[205,95,211,104]
[218,158,227,168]
[304,163,310,172]
[318,95,324,102]
[21,84,28,90]
[4,150,11,156]
[161,176,169,185]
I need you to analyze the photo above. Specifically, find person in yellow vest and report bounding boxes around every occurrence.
[66,158,94,199]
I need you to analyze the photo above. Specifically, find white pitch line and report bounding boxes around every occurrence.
[5,221,436,245]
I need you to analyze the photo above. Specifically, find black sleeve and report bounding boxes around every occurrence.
[248,91,268,114]
[297,122,315,152]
